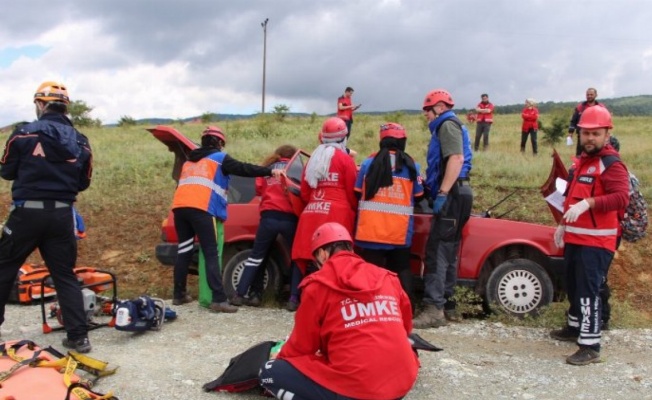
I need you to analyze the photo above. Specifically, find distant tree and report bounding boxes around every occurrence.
[540,108,571,146]
[118,115,137,127]
[200,112,215,124]
[310,112,318,124]
[273,104,290,122]
[68,100,102,127]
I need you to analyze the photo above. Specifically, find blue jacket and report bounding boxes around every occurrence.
[0,113,92,202]
[425,111,472,193]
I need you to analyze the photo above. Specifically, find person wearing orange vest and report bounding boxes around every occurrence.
[260,222,418,400]
[336,87,361,138]
[474,93,494,151]
[354,123,424,309]
[171,126,283,313]
[291,118,358,293]
[549,107,629,366]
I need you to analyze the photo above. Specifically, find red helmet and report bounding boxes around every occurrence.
[423,89,454,110]
[311,222,353,254]
[379,123,406,140]
[34,81,70,104]
[202,126,226,143]
[320,117,348,141]
[577,106,613,130]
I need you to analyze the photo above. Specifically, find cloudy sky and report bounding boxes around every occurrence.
[1,0,650,126]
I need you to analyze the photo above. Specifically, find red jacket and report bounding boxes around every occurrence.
[278,251,418,399]
[521,107,539,132]
[256,158,294,215]
[476,102,494,123]
[336,95,353,121]
[564,147,629,251]
[291,150,358,270]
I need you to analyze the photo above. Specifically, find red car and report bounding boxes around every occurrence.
[150,125,566,317]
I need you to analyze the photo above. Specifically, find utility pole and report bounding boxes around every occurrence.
[261,18,269,114]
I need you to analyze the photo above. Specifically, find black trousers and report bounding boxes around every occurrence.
[360,247,414,311]
[173,207,226,303]
[0,205,87,340]
[260,359,404,400]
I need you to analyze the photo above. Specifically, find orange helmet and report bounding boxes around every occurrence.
[202,125,226,143]
[311,222,352,254]
[34,81,70,104]
[577,106,613,130]
[320,117,348,141]
[379,123,406,140]
[423,89,454,110]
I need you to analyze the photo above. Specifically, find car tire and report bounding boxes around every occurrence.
[486,258,553,317]
[222,249,281,300]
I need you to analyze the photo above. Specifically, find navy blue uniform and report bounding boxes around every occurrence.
[0,112,92,341]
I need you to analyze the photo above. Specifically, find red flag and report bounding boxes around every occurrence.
[540,149,569,224]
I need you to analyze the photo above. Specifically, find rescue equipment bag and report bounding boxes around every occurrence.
[0,339,118,400]
[602,155,648,243]
[8,264,56,304]
[203,340,278,393]
[114,296,165,332]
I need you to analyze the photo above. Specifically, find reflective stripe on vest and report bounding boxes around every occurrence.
[358,201,414,216]
[178,176,228,202]
[564,226,618,237]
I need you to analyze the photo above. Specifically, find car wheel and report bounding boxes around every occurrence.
[486,258,553,317]
[222,249,281,300]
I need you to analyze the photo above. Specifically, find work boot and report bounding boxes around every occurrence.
[285,300,299,312]
[172,293,193,306]
[229,295,245,306]
[62,336,92,354]
[444,309,463,323]
[566,347,601,366]
[209,302,238,313]
[549,326,579,342]
[245,295,262,307]
[412,305,447,329]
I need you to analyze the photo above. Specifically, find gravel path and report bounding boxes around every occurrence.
[2,302,651,400]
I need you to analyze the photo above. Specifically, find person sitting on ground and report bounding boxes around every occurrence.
[260,222,418,400]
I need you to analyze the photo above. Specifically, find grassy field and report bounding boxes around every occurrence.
[1,112,651,327]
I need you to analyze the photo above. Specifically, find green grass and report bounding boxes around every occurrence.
[1,112,650,328]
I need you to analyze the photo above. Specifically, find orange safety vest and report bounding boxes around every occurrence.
[356,176,415,246]
[564,156,619,251]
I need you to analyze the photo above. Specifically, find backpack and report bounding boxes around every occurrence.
[602,155,648,242]
[621,172,648,242]
[114,296,165,332]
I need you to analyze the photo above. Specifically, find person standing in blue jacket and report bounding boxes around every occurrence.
[413,88,474,329]
[354,123,424,310]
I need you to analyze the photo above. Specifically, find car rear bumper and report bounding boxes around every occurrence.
[156,243,199,267]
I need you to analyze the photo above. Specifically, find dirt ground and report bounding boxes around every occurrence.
[2,304,651,400]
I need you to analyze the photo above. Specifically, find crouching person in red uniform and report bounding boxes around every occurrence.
[260,222,418,400]
[549,106,629,365]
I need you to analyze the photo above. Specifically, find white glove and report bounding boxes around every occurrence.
[563,199,590,223]
[566,136,574,146]
[554,225,565,248]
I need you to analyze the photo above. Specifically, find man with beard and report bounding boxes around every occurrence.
[550,106,629,365]
[567,88,605,156]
